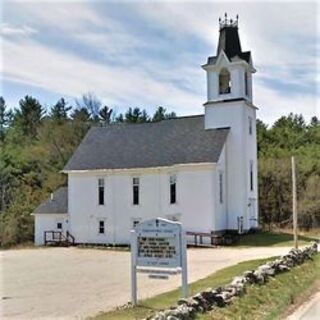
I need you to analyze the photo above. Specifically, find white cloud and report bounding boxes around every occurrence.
[2,38,202,114]
[255,81,319,124]
[1,0,319,123]
[0,23,37,36]
[2,1,105,33]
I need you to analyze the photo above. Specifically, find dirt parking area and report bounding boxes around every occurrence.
[0,246,291,319]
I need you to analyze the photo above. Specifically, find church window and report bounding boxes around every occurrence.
[170,175,177,204]
[219,172,223,203]
[132,177,140,205]
[98,178,105,205]
[132,219,140,228]
[99,220,105,234]
[219,68,231,94]
[244,72,249,96]
[250,161,254,191]
[249,116,253,135]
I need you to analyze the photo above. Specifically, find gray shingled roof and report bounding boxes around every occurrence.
[64,115,230,171]
[34,187,68,214]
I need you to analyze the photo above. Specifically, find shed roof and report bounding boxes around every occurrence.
[34,187,68,214]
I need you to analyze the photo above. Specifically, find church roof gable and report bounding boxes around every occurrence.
[64,116,230,171]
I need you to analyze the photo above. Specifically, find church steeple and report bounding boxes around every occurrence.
[217,13,242,59]
[202,14,255,104]
[203,16,258,233]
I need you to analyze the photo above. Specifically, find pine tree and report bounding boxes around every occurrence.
[14,96,44,138]
[99,106,113,126]
[152,106,176,122]
[0,97,11,141]
[50,98,72,123]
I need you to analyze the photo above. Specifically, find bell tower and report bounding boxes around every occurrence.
[203,14,258,232]
[202,13,255,105]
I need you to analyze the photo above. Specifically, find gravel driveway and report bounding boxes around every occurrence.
[1,246,291,319]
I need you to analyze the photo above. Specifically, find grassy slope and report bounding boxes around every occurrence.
[92,258,274,320]
[93,252,320,320]
[199,254,320,320]
[232,231,318,247]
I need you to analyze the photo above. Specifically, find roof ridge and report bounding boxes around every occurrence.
[90,114,204,129]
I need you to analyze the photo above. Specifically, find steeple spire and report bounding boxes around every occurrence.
[217,13,242,59]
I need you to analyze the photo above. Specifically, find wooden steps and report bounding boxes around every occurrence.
[44,230,75,247]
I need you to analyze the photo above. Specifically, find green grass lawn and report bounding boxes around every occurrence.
[92,257,274,320]
[233,231,318,247]
[199,254,320,320]
[92,253,320,320]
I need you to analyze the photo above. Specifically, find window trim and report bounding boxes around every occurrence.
[98,220,105,234]
[244,71,249,96]
[132,177,140,205]
[250,160,254,191]
[219,68,231,95]
[170,174,177,204]
[98,178,105,205]
[219,171,223,204]
[248,116,253,135]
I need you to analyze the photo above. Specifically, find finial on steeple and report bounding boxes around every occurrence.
[219,13,239,30]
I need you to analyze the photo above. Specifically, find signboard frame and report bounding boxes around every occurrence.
[130,218,188,305]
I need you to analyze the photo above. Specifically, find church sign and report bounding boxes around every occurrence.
[135,218,181,268]
[130,218,188,305]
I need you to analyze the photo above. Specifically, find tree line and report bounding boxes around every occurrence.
[257,114,320,230]
[0,94,176,246]
[0,94,319,247]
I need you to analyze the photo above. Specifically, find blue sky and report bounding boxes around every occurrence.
[1,0,319,124]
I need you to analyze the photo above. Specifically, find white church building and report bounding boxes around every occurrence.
[33,16,258,245]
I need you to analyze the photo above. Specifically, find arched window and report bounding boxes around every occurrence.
[219,68,231,94]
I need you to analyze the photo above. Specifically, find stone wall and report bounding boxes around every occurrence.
[147,242,318,320]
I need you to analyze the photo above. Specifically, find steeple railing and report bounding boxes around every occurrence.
[219,13,239,29]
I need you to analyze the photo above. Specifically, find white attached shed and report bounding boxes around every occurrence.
[33,187,69,245]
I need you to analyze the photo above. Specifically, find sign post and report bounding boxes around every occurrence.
[130,230,138,306]
[291,156,298,249]
[130,218,188,305]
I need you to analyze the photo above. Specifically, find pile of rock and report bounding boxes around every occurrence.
[147,242,318,320]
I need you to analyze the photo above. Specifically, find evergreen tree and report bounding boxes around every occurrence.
[14,96,44,138]
[0,97,12,141]
[71,107,91,122]
[124,107,150,123]
[50,98,71,123]
[152,106,176,122]
[310,116,319,128]
[114,113,124,123]
[99,106,113,126]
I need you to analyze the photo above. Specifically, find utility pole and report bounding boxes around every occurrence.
[291,156,298,249]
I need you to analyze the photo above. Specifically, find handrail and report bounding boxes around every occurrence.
[186,231,237,246]
[44,230,75,246]
[66,231,75,244]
